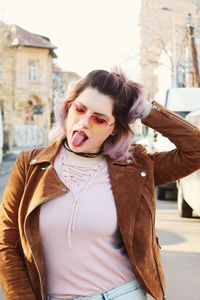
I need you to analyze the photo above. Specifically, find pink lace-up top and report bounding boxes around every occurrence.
[39,146,135,298]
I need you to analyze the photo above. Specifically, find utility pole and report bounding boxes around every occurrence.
[186,13,200,87]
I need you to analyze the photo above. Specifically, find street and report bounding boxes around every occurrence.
[150,199,200,300]
[0,154,200,300]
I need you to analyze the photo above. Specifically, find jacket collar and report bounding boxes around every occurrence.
[29,138,65,166]
[29,137,138,168]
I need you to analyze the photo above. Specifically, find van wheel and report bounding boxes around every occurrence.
[157,187,166,200]
[178,186,193,218]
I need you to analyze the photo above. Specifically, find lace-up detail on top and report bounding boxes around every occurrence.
[60,149,106,248]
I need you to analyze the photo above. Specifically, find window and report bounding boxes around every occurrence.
[28,60,38,82]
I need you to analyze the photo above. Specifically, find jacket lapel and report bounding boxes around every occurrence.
[25,138,68,215]
[107,159,148,247]
[26,164,69,215]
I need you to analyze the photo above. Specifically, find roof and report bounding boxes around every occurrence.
[8,24,57,50]
[52,63,82,80]
[66,71,82,79]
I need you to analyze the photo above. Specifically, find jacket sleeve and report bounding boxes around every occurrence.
[0,152,36,300]
[142,101,200,186]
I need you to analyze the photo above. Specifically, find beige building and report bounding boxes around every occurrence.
[139,0,198,97]
[0,21,57,149]
[53,63,81,94]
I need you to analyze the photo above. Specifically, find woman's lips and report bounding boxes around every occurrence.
[71,130,88,147]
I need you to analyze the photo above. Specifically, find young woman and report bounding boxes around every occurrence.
[0,67,200,300]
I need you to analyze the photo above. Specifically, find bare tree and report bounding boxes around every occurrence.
[186,13,200,86]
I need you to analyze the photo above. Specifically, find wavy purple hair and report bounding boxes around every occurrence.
[49,67,147,161]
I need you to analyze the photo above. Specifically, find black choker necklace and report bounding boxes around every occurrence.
[63,139,102,158]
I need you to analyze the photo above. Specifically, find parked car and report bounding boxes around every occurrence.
[177,108,200,218]
[153,88,200,199]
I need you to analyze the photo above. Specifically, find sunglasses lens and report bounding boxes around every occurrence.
[69,103,110,127]
[89,115,108,126]
[71,103,85,114]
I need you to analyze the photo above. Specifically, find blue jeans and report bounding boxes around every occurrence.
[47,278,147,300]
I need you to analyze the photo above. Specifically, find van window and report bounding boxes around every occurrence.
[166,88,200,112]
[174,111,189,118]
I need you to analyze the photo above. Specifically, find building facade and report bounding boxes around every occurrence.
[139,0,198,97]
[0,22,57,149]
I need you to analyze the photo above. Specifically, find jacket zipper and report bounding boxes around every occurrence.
[142,194,167,300]
[168,113,196,130]
[152,104,196,131]
[24,192,67,300]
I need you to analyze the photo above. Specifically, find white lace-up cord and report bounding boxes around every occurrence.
[61,159,105,248]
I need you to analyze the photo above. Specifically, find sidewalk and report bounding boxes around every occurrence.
[0,146,30,175]
[0,147,26,199]
[0,154,17,176]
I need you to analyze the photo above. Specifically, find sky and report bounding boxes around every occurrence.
[0,0,142,78]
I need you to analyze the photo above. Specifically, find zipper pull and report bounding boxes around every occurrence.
[152,105,171,119]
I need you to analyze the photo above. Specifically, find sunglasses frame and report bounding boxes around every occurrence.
[67,102,115,127]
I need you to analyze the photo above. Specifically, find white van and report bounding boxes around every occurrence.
[155,88,200,116]
[177,108,200,217]
[0,106,3,164]
[153,88,200,152]
[153,88,200,199]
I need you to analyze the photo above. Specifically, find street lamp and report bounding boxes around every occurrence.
[161,7,177,88]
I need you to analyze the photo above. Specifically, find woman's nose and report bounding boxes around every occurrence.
[79,113,90,127]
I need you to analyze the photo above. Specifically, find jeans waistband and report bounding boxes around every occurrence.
[47,278,142,300]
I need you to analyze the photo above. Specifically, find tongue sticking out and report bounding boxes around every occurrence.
[71,131,88,147]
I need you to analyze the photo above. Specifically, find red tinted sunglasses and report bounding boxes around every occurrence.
[68,102,115,127]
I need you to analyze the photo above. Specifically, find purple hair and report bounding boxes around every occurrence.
[49,67,147,161]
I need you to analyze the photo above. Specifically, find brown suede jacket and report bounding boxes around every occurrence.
[0,101,200,300]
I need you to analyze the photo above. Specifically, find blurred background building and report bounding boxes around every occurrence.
[0,21,56,149]
[139,0,200,97]
[0,21,81,150]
